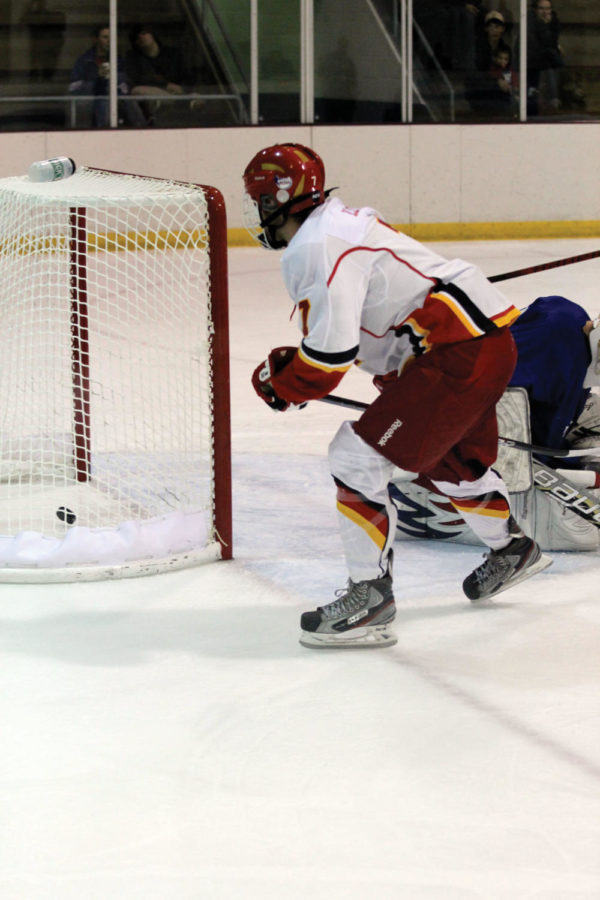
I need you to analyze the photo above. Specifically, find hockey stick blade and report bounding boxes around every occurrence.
[317,394,600,459]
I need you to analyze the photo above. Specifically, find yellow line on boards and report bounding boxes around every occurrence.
[228,220,600,246]
[1,229,208,254]
[7,222,597,254]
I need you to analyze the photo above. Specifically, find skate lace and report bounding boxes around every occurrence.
[321,581,370,620]
[473,551,512,585]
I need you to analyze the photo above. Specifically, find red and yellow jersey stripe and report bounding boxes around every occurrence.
[404,282,520,350]
[270,340,358,403]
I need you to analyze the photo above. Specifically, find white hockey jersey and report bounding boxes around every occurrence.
[270,196,520,404]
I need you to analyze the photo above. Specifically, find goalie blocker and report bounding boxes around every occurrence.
[391,388,600,552]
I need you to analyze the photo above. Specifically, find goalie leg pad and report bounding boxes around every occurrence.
[566,392,600,469]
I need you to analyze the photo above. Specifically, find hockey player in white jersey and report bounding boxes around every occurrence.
[244,142,552,649]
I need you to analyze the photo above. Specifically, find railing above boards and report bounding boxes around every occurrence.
[0,94,246,129]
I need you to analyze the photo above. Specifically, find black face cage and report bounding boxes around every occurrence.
[259,188,333,230]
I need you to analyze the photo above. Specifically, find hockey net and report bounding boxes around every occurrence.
[0,166,232,581]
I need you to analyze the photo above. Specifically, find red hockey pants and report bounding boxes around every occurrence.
[353,327,517,485]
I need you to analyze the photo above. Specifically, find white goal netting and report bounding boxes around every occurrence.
[0,166,231,581]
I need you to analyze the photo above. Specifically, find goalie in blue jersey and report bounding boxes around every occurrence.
[391,294,600,551]
[511,295,599,464]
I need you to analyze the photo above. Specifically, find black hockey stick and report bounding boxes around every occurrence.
[317,393,600,459]
[488,248,600,284]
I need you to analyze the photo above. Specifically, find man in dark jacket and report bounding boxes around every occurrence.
[526,0,564,113]
[125,25,195,125]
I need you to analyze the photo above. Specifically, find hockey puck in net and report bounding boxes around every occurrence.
[56,506,77,525]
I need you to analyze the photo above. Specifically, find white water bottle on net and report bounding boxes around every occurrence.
[28,156,76,182]
[0,165,232,581]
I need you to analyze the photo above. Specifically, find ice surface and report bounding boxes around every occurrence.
[0,240,599,899]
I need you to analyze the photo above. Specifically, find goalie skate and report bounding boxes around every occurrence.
[463,519,552,602]
[299,554,397,649]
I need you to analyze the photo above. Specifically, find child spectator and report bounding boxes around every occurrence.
[490,45,518,101]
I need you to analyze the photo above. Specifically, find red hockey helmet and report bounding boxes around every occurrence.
[243,143,328,249]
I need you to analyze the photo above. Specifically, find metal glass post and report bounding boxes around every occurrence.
[301,0,314,123]
[400,0,407,121]
[407,0,413,123]
[519,0,527,121]
[250,0,259,124]
[110,0,118,128]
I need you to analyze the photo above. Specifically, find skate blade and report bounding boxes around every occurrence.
[299,624,397,650]
[471,553,553,604]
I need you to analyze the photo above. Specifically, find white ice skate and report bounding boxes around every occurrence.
[300,554,397,649]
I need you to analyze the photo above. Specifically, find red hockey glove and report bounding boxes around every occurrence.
[373,371,400,393]
[252,346,306,412]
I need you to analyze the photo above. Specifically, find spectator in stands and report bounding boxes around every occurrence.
[526,0,564,114]
[69,25,146,128]
[465,11,516,116]
[491,45,518,98]
[474,10,511,71]
[470,44,518,115]
[446,0,488,73]
[125,25,194,124]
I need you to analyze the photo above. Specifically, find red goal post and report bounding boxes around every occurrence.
[0,166,232,581]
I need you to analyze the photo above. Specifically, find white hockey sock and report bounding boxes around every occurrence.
[431,469,513,550]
